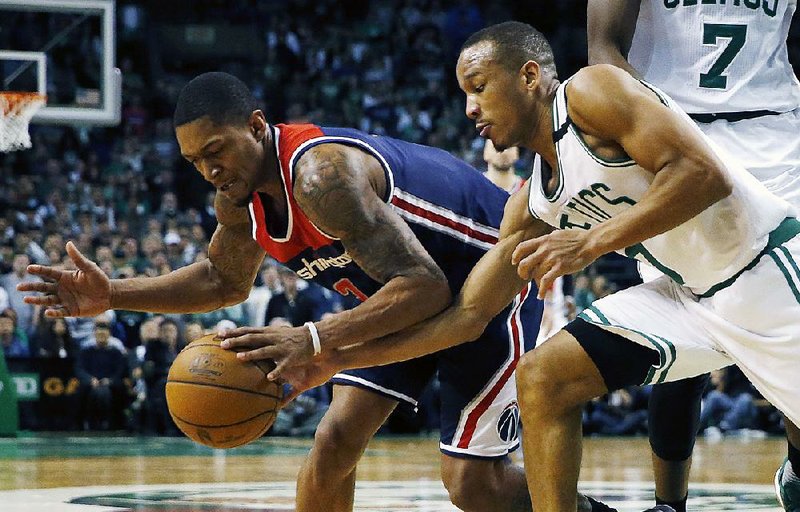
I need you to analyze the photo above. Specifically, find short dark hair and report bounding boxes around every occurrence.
[461,21,557,77]
[173,72,258,128]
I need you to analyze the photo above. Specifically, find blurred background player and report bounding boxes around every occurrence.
[483,139,524,193]
[588,1,800,510]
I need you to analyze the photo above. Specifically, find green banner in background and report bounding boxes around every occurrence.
[0,351,19,436]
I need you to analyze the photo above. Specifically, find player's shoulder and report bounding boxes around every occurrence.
[568,65,633,103]
[566,65,648,125]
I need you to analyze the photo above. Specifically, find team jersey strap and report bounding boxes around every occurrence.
[552,79,572,143]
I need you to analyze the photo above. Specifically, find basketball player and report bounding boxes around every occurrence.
[483,140,524,193]
[588,2,800,509]
[19,71,584,512]
[261,22,800,512]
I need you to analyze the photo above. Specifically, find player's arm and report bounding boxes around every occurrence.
[291,143,452,350]
[587,0,642,77]
[326,184,549,370]
[21,193,265,317]
[515,65,732,284]
[110,194,265,312]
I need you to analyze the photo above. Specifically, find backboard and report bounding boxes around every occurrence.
[0,0,121,126]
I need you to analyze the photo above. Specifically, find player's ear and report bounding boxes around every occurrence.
[521,60,541,90]
[249,110,267,141]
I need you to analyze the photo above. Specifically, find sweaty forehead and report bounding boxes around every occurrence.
[458,42,496,73]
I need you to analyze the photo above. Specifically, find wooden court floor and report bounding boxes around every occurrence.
[0,433,786,510]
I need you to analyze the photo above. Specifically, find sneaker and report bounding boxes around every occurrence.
[775,457,800,511]
[643,507,676,512]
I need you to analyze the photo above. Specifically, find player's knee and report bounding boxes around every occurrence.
[515,348,574,415]
[311,415,371,471]
[441,459,498,511]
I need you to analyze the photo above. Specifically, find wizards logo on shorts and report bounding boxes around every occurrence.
[497,401,520,442]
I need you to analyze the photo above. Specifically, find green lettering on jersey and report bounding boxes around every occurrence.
[701,0,716,4]
[664,0,679,7]
[763,0,779,16]
[591,183,636,207]
[559,184,636,231]
[559,214,592,231]
[684,0,698,5]
[700,23,747,89]
[743,0,760,7]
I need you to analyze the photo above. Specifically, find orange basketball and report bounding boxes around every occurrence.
[166,333,282,448]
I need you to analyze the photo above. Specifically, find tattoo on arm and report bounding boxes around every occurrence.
[294,145,444,285]
[208,195,266,299]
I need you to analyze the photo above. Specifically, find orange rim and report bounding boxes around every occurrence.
[0,91,47,115]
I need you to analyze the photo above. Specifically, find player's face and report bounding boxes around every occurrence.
[176,114,266,207]
[457,42,534,151]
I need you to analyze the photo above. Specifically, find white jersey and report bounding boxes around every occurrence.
[629,0,800,114]
[528,79,795,294]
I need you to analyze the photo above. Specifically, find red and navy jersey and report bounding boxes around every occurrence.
[247,124,510,301]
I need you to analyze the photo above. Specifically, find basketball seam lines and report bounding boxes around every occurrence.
[171,408,278,429]
[167,379,281,399]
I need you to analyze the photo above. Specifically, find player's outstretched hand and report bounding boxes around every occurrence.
[218,325,315,381]
[17,241,112,318]
[512,230,599,299]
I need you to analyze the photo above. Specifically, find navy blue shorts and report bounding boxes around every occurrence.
[332,285,542,459]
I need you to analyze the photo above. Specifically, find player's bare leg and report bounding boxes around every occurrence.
[516,331,608,512]
[651,456,691,504]
[441,455,530,512]
[295,385,396,512]
[441,455,595,512]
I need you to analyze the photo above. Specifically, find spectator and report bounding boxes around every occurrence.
[701,368,760,435]
[264,267,318,327]
[31,311,77,359]
[76,316,130,430]
[184,321,205,343]
[0,308,30,358]
[0,253,37,336]
[142,318,179,435]
[244,262,281,327]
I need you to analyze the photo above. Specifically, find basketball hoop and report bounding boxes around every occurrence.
[0,92,46,153]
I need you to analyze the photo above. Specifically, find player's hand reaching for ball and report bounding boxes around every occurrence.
[219,324,316,381]
[17,241,112,317]
[278,357,339,406]
[512,229,600,299]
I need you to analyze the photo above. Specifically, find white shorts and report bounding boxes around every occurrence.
[579,225,800,427]
[698,109,800,207]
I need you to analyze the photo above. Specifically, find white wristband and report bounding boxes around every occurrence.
[305,321,322,356]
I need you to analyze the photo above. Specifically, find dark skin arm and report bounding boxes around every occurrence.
[220,143,452,378]
[19,193,265,316]
[278,185,550,399]
[587,0,642,77]
[513,65,733,291]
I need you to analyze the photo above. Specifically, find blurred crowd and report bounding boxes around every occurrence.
[0,0,792,438]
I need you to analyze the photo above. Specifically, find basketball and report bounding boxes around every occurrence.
[166,333,282,448]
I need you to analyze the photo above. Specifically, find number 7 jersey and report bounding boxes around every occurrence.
[628,0,800,114]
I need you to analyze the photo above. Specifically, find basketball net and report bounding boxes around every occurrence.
[0,92,46,153]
